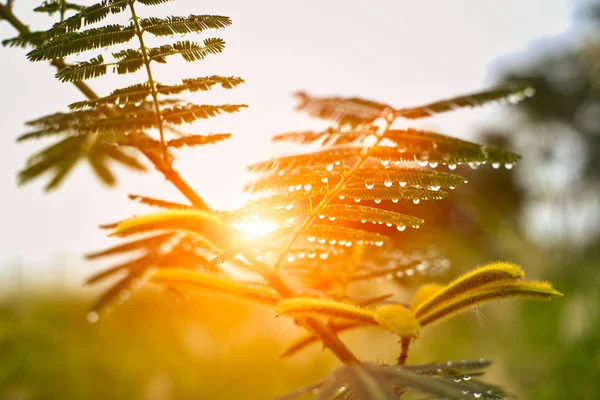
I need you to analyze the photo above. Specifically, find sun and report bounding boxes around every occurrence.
[234,220,280,238]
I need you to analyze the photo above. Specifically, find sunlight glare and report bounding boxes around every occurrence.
[235,220,280,238]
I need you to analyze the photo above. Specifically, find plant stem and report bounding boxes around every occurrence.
[128,0,168,162]
[262,268,360,364]
[0,3,211,211]
[397,337,411,365]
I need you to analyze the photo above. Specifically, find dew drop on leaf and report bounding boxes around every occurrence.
[397,225,406,231]
[87,311,99,323]
[384,180,392,187]
[505,163,514,169]
[492,162,501,169]
[448,164,457,170]
[429,161,438,168]
[365,179,375,189]
[399,181,407,187]
[325,164,334,171]
[413,199,420,204]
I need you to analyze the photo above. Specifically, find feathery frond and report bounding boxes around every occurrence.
[140,15,231,36]
[27,24,135,61]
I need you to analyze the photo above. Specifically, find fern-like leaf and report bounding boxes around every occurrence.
[128,194,193,210]
[394,82,535,119]
[303,225,390,247]
[27,24,135,61]
[69,76,244,110]
[166,134,231,148]
[46,0,128,39]
[140,15,231,36]
[55,54,106,82]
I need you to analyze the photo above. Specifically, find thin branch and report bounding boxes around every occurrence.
[128,0,167,160]
[0,3,211,211]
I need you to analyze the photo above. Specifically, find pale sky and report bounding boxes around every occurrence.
[0,0,575,287]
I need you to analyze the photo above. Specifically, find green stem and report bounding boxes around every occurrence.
[0,3,211,211]
[128,0,168,162]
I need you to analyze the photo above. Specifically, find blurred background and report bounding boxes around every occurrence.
[1,0,599,399]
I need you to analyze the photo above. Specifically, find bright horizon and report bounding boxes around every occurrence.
[0,0,575,287]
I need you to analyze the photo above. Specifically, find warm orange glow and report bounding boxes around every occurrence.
[234,220,280,238]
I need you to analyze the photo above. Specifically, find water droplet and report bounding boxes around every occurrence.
[468,161,480,169]
[307,236,316,243]
[374,199,382,204]
[308,251,316,259]
[325,164,334,171]
[304,184,312,191]
[524,87,535,97]
[295,184,302,190]
[345,241,352,247]
[505,163,514,170]
[429,161,438,168]
[328,216,336,221]
[449,186,455,190]
[381,160,389,166]
[298,252,306,259]
[328,239,336,245]
[395,271,404,278]
[399,181,407,187]
[392,198,399,203]
[319,252,328,260]
[448,164,457,170]
[354,198,361,203]
[87,311,99,323]
[287,185,295,192]
[463,376,472,381]
[418,160,429,167]
[287,254,295,262]
[428,185,441,191]
[334,161,341,166]
[384,180,392,187]
[285,203,293,210]
[321,177,328,183]
[365,179,375,189]
[413,199,420,204]
[492,162,501,169]
[256,254,264,261]
[317,238,326,244]
[406,269,414,276]
[385,222,392,227]
[375,241,384,247]
[318,214,325,219]
[446,361,453,367]
[360,219,367,223]
[473,393,482,399]
[338,195,345,200]
[397,225,406,231]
